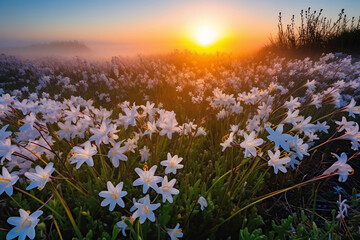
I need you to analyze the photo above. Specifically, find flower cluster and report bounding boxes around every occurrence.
[0,52,359,239]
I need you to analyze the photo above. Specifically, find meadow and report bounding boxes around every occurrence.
[0,48,359,240]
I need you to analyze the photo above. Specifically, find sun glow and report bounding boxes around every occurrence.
[195,25,218,47]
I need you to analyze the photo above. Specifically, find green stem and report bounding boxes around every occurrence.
[9,195,23,208]
[53,217,64,240]
[233,157,262,198]
[14,187,64,221]
[51,183,83,239]
[205,169,232,196]
[209,173,335,233]
[184,135,194,161]
[98,146,110,179]
[311,183,319,223]
[308,139,332,152]
[13,139,89,196]
[310,110,339,124]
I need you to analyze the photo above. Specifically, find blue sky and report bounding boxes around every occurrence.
[0,0,359,54]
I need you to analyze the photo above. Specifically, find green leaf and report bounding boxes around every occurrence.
[301,210,308,222]
[86,230,93,239]
[239,228,267,240]
[112,224,120,240]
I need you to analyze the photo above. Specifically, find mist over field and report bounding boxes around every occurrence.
[0,41,183,58]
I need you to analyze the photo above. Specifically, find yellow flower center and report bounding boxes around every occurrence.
[169,161,176,169]
[111,193,118,200]
[141,205,150,215]
[245,141,252,147]
[144,175,151,184]
[162,186,171,192]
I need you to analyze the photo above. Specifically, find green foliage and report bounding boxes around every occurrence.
[239,228,267,240]
[266,211,340,240]
[266,8,360,55]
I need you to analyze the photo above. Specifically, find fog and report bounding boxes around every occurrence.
[0,40,192,60]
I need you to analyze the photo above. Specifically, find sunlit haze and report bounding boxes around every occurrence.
[0,0,359,57]
[195,25,218,47]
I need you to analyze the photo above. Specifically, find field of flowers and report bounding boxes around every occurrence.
[0,51,359,239]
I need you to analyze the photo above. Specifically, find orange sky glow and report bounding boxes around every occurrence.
[1,0,358,57]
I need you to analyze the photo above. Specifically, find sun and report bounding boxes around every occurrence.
[195,25,218,47]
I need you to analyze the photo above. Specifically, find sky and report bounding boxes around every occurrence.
[1,0,359,56]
